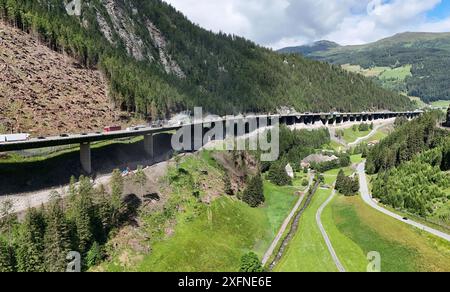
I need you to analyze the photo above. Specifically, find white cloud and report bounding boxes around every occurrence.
[163,0,450,48]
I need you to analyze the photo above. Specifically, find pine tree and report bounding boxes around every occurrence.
[336,169,346,191]
[0,237,15,272]
[133,166,147,197]
[110,169,124,226]
[242,173,265,207]
[223,173,234,196]
[268,161,292,186]
[44,193,72,272]
[16,207,46,272]
[96,184,112,231]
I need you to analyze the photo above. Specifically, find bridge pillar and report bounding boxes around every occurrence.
[80,142,92,174]
[328,117,335,125]
[144,134,154,158]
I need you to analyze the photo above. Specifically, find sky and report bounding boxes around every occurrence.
[163,0,450,49]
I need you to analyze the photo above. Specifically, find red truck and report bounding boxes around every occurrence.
[103,126,122,133]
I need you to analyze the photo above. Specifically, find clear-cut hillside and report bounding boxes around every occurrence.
[0,23,134,136]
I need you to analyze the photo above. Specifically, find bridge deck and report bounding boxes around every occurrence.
[0,111,421,152]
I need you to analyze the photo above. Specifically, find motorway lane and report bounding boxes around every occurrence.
[357,162,450,242]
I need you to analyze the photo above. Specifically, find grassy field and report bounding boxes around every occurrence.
[275,162,450,272]
[367,129,388,143]
[341,64,389,77]
[379,65,412,81]
[341,64,412,81]
[103,152,299,272]
[329,195,450,272]
[409,96,427,109]
[134,184,298,272]
[274,188,338,272]
[342,127,371,143]
[322,167,353,186]
[350,154,364,164]
[324,140,345,152]
[431,100,450,109]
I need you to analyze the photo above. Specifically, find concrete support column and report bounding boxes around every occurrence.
[80,142,92,174]
[144,134,154,158]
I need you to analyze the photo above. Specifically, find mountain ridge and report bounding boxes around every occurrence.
[279,31,450,103]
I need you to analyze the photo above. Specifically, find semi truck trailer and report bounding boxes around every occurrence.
[0,133,30,142]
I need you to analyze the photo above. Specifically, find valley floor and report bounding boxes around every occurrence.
[274,160,450,272]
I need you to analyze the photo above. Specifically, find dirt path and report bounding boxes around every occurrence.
[316,187,346,272]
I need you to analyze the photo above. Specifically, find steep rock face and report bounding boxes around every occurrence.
[146,20,185,78]
[101,0,147,61]
[96,0,184,78]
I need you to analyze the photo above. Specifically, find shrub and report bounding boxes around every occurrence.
[239,252,264,272]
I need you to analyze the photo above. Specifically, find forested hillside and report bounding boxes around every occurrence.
[281,33,450,103]
[0,0,412,120]
[366,113,447,174]
[367,113,450,224]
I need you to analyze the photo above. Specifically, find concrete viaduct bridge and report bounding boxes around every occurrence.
[0,111,422,174]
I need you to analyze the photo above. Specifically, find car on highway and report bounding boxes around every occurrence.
[151,120,164,128]
[104,126,122,133]
[126,125,147,131]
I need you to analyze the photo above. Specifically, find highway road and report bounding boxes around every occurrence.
[316,187,346,272]
[357,162,450,242]
[0,111,421,152]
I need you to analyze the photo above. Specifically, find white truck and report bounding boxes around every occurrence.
[0,133,30,142]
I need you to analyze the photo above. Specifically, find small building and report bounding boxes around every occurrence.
[285,163,294,179]
[300,162,310,169]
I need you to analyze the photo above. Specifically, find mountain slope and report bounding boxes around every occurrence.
[0,22,136,136]
[0,0,412,122]
[277,40,340,55]
[280,32,450,103]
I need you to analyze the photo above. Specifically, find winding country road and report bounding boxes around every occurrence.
[316,187,346,272]
[357,162,450,242]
